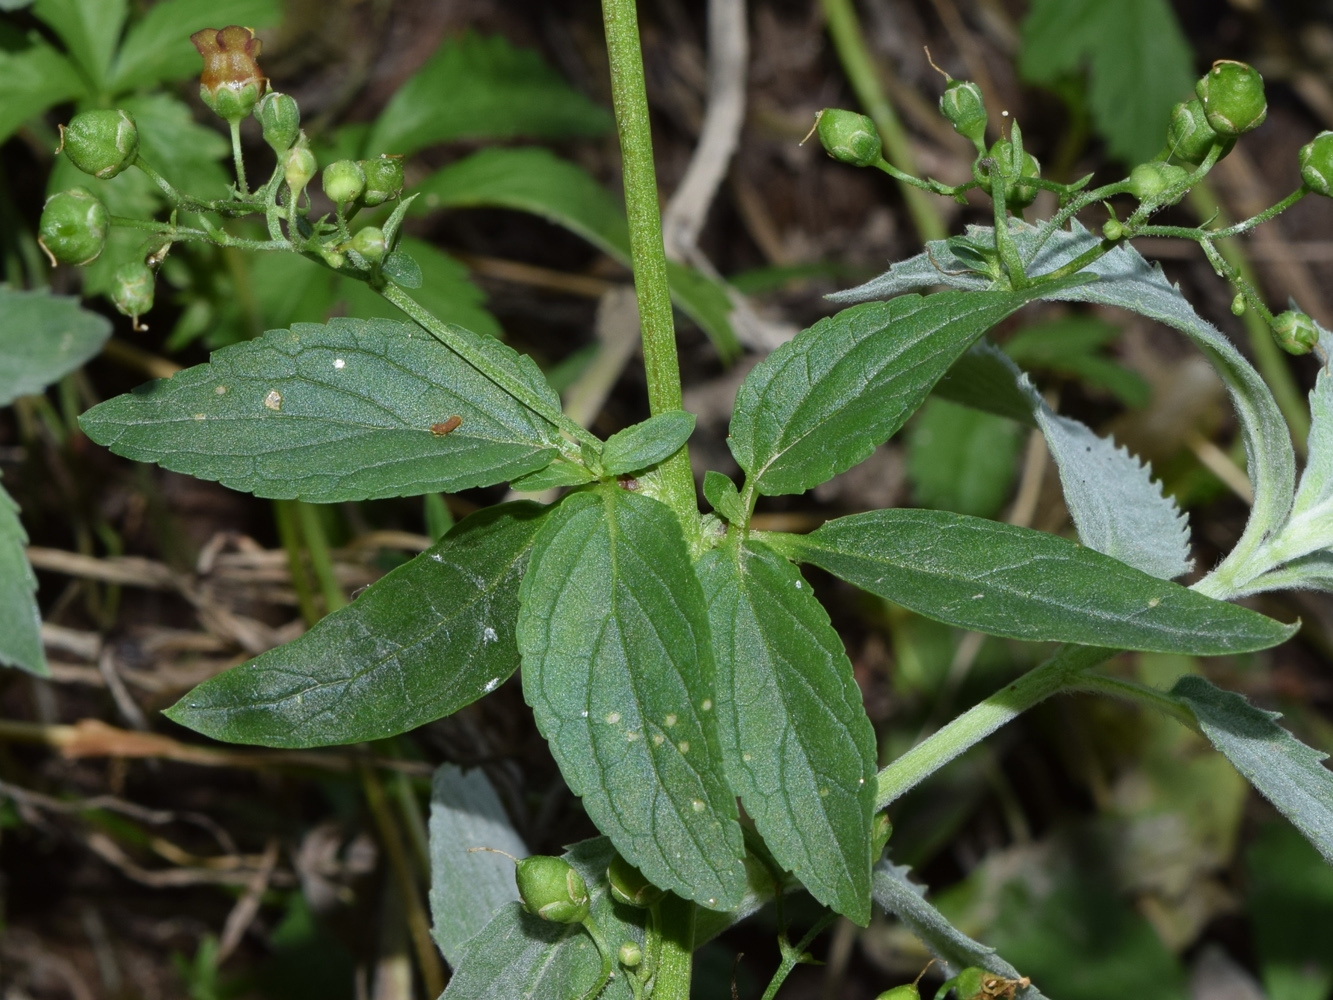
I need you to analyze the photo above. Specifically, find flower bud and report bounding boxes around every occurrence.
[255,91,300,153]
[515,855,590,924]
[617,942,643,967]
[58,110,139,179]
[38,188,109,266]
[359,154,404,206]
[815,109,882,168]
[1102,218,1123,242]
[607,854,664,908]
[112,261,154,328]
[1299,131,1333,196]
[191,26,266,123]
[322,159,366,207]
[979,139,1040,209]
[939,78,987,149]
[1231,292,1247,316]
[283,143,317,199]
[1166,99,1234,166]
[1272,310,1318,356]
[1196,60,1267,137]
[1128,162,1189,201]
[348,226,386,263]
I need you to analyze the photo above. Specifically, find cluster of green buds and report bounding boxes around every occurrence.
[978,136,1040,210]
[1164,60,1266,166]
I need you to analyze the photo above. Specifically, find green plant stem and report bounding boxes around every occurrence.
[653,894,695,1000]
[295,502,346,614]
[272,499,319,627]
[875,644,1113,809]
[229,119,249,195]
[759,912,838,1000]
[821,0,946,243]
[600,0,697,527]
[1064,672,1196,727]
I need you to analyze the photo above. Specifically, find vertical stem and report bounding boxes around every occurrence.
[820,0,947,242]
[600,0,698,526]
[229,119,249,195]
[653,893,696,1000]
[273,500,319,627]
[296,502,347,614]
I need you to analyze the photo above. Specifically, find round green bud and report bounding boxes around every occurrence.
[875,986,920,1000]
[939,78,987,148]
[1231,292,1247,316]
[322,159,366,206]
[38,187,109,267]
[283,144,317,199]
[617,942,643,967]
[359,154,404,207]
[255,91,300,154]
[1102,218,1124,242]
[1128,162,1189,201]
[58,110,139,180]
[1166,99,1234,166]
[1272,310,1318,356]
[111,261,154,327]
[815,109,882,168]
[1196,59,1267,137]
[348,226,386,263]
[319,245,346,270]
[1299,131,1333,196]
[979,139,1040,209]
[607,854,664,908]
[515,855,590,924]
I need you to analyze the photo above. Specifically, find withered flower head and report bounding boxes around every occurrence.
[190,26,266,123]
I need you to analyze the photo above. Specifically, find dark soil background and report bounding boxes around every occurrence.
[3,1,1333,998]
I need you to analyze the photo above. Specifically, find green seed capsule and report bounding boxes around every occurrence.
[348,226,387,263]
[38,188,109,267]
[939,78,987,149]
[284,144,317,199]
[1299,131,1333,196]
[934,967,1029,1000]
[515,855,590,924]
[322,159,366,206]
[1127,162,1189,202]
[979,139,1040,209]
[1272,310,1319,355]
[358,154,404,206]
[877,985,921,1000]
[1166,99,1234,166]
[815,109,883,168]
[1196,59,1267,137]
[607,854,664,908]
[618,942,643,967]
[111,261,155,327]
[255,91,300,153]
[59,110,139,179]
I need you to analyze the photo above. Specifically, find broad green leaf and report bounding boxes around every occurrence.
[932,342,1039,426]
[411,147,740,359]
[729,289,1042,496]
[771,509,1294,654]
[0,31,85,143]
[601,411,695,476]
[906,398,1021,519]
[31,0,126,89]
[108,0,282,93]
[518,488,748,909]
[509,459,596,492]
[79,318,560,502]
[697,540,876,923]
[429,764,530,967]
[1173,675,1333,866]
[0,477,45,676]
[166,503,545,746]
[365,31,611,158]
[1020,0,1194,165]
[0,287,111,406]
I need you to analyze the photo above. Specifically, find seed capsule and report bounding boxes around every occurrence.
[58,110,139,179]
[1272,310,1319,356]
[939,78,987,149]
[607,854,664,908]
[191,26,266,123]
[38,188,109,266]
[1196,59,1267,137]
[1299,131,1333,197]
[283,143,317,199]
[112,261,155,328]
[1127,162,1189,202]
[322,159,366,207]
[979,138,1040,209]
[617,942,643,967]
[815,109,883,168]
[359,154,404,206]
[1166,99,1234,166]
[349,226,387,263]
[515,855,590,924]
[255,91,300,153]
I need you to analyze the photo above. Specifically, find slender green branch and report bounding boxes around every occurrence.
[273,499,319,628]
[229,119,249,195]
[295,502,346,614]
[653,894,695,1000]
[1063,672,1196,728]
[759,911,838,1000]
[1031,236,1116,286]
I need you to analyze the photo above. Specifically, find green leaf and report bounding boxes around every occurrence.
[429,764,531,967]
[79,318,560,503]
[0,287,111,406]
[1246,823,1333,1000]
[518,488,748,910]
[365,30,611,158]
[601,411,695,477]
[411,147,740,360]
[509,459,596,492]
[166,503,544,746]
[1173,675,1333,867]
[729,289,1042,497]
[123,93,231,199]
[1020,0,1194,165]
[337,238,500,338]
[772,508,1295,654]
[932,342,1039,426]
[697,540,876,924]
[0,477,46,676]
[381,249,422,289]
[1004,315,1150,408]
[31,0,126,90]
[0,31,85,144]
[702,471,745,525]
[906,398,1022,519]
[108,0,282,93]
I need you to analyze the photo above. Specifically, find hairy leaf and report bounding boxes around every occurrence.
[771,509,1293,654]
[702,471,745,526]
[0,287,111,406]
[0,478,45,676]
[429,764,531,967]
[601,411,695,476]
[109,0,282,92]
[697,540,876,923]
[79,318,560,502]
[1173,675,1333,866]
[167,503,545,746]
[518,488,747,909]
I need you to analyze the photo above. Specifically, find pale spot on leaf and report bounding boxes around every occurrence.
[606,711,621,725]
[333,358,346,369]
[664,713,677,727]
[263,389,282,411]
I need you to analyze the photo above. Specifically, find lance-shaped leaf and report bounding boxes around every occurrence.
[79,318,560,503]
[768,509,1294,655]
[166,503,546,747]
[1172,675,1333,866]
[697,540,876,924]
[0,477,45,676]
[601,411,695,476]
[518,488,748,909]
[728,288,1051,497]
[0,287,111,406]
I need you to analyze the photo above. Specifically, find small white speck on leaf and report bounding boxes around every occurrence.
[691,799,705,812]
[971,593,984,600]
[333,358,346,369]
[192,413,205,421]
[606,711,621,725]
[678,741,690,753]
[701,699,712,712]
[626,730,640,741]
[1148,597,1161,608]
[742,752,752,762]
[483,677,500,693]
[664,713,677,727]
[795,580,802,589]
[263,389,282,411]
[214,385,226,395]
[652,733,664,745]
[482,626,498,643]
